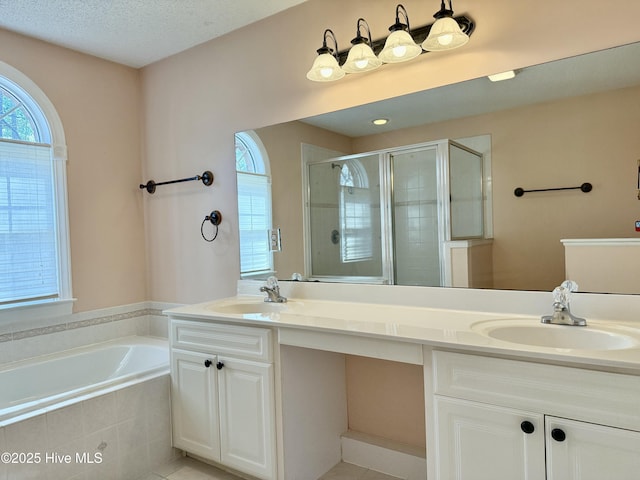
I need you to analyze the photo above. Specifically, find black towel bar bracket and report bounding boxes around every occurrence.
[514,182,592,197]
[139,170,214,194]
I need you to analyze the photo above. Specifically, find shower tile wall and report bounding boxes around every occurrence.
[392,149,441,286]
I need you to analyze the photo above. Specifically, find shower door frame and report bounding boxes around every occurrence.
[302,139,484,285]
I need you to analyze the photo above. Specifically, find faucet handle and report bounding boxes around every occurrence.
[266,276,279,289]
[561,280,579,293]
[552,286,568,307]
[552,280,579,307]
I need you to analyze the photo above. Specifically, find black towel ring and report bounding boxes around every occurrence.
[201,210,222,242]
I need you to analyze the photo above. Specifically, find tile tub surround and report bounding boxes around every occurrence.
[0,301,175,365]
[0,375,179,480]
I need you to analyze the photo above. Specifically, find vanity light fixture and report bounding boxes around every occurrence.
[488,70,516,82]
[378,4,422,64]
[306,29,346,82]
[307,3,475,82]
[342,18,382,74]
[422,0,469,51]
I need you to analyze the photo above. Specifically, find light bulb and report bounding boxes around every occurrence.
[355,59,369,69]
[320,67,333,78]
[438,34,453,46]
[392,45,407,58]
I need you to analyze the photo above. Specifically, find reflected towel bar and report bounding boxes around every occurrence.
[139,170,214,194]
[514,182,592,197]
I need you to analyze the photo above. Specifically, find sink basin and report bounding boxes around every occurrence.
[210,301,290,315]
[472,320,640,350]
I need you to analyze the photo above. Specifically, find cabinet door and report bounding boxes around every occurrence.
[546,416,640,480]
[218,356,276,480]
[434,396,545,480]
[171,349,220,462]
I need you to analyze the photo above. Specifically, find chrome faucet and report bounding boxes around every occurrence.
[259,276,287,303]
[541,280,586,326]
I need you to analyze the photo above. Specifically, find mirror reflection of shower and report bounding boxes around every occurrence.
[304,138,492,287]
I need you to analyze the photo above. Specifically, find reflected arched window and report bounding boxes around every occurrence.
[235,131,273,276]
[0,63,71,313]
[338,159,372,263]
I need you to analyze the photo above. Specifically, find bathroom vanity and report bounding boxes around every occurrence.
[166,281,640,480]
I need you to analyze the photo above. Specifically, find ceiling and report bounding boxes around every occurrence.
[301,42,640,137]
[0,0,309,68]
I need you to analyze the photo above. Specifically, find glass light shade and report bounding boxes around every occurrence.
[378,30,423,63]
[342,43,382,73]
[306,53,345,82]
[421,16,469,51]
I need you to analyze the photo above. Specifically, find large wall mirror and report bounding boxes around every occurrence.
[236,41,640,295]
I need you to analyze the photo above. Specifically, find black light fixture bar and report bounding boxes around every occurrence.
[336,14,475,64]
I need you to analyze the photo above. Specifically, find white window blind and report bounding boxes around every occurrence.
[237,172,273,275]
[340,186,373,263]
[0,140,58,304]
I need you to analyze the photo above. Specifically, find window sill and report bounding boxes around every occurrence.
[0,298,76,325]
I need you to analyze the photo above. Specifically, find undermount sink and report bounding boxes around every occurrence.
[210,301,291,315]
[472,319,640,351]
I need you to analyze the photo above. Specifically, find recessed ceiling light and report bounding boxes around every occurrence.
[372,118,389,125]
[488,70,516,82]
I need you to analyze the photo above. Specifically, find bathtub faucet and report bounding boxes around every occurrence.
[260,276,287,303]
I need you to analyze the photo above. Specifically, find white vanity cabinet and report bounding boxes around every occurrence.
[169,318,277,480]
[428,350,640,480]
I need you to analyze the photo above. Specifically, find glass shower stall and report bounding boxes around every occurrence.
[303,139,487,286]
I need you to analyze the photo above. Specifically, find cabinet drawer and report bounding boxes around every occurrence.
[171,319,272,362]
[432,350,640,431]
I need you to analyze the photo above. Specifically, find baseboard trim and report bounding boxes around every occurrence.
[340,431,427,480]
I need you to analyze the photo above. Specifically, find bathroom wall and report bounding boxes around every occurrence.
[141,0,640,304]
[355,84,640,290]
[346,356,426,449]
[1,0,638,466]
[140,0,640,451]
[254,122,354,277]
[0,28,146,313]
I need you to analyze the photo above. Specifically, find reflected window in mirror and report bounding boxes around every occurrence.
[235,131,274,277]
[338,160,373,263]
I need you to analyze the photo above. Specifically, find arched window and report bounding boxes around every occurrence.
[235,131,273,276]
[0,62,71,316]
[338,159,372,263]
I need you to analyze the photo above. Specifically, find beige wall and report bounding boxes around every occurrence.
[249,84,640,292]
[345,355,426,449]
[354,85,640,291]
[3,0,640,452]
[3,0,638,308]
[0,29,146,312]
[141,0,640,303]
[255,122,354,278]
[138,0,640,449]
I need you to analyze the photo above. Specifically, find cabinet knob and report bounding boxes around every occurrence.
[204,359,213,368]
[551,428,566,442]
[216,361,224,370]
[520,421,535,434]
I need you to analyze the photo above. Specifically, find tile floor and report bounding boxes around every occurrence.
[142,456,402,480]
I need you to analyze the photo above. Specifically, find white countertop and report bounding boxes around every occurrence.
[166,293,640,374]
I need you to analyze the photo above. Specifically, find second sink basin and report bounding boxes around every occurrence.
[472,319,640,350]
